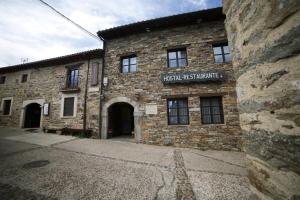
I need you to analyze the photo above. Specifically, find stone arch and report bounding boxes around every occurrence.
[101,97,142,143]
[20,99,45,128]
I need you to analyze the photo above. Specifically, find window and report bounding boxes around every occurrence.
[66,67,79,88]
[61,94,77,118]
[121,55,137,73]
[167,48,188,68]
[200,97,224,124]
[21,74,28,83]
[0,76,6,84]
[167,98,189,125]
[63,97,75,117]
[1,98,12,115]
[213,43,231,63]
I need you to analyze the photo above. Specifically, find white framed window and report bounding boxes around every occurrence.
[212,43,231,63]
[167,48,188,68]
[1,97,13,116]
[60,94,77,118]
[121,55,137,73]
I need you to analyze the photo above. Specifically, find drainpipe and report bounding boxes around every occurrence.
[83,57,90,136]
[98,38,106,139]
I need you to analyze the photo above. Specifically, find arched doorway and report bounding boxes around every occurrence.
[24,103,41,128]
[108,102,134,138]
[101,97,142,143]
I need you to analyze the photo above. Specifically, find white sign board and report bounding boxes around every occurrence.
[145,104,158,115]
[43,103,49,116]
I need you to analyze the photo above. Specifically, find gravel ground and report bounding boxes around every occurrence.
[0,147,176,200]
[0,127,258,200]
[188,171,259,200]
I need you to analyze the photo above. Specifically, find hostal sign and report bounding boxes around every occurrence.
[161,71,225,84]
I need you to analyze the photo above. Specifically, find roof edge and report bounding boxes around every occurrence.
[97,7,224,40]
[0,49,103,74]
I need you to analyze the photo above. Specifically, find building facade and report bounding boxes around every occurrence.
[0,49,102,135]
[0,8,242,151]
[98,7,242,150]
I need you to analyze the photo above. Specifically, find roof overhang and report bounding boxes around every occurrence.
[97,7,224,40]
[0,49,103,74]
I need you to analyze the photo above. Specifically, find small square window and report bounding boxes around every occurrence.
[167,49,188,68]
[121,55,137,73]
[213,43,231,64]
[200,97,224,124]
[0,76,6,84]
[21,74,28,83]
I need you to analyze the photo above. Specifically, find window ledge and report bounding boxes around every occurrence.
[60,116,76,119]
[200,123,226,127]
[214,62,232,65]
[167,65,189,69]
[60,87,80,93]
[168,124,189,127]
[120,71,138,75]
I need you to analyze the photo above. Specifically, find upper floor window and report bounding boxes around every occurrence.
[66,67,79,89]
[167,98,189,125]
[121,55,137,73]
[21,74,28,83]
[0,76,6,84]
[167,48,188,68]
[213,43,231,63]
[200,96,224,124]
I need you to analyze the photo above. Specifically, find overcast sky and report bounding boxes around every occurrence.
[0,0,221,67]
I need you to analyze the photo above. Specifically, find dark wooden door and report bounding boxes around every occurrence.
[24,103,41,128]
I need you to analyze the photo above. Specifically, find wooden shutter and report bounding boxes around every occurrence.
[91,62,99,86]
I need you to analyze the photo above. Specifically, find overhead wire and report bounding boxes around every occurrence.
[37,0,103,42]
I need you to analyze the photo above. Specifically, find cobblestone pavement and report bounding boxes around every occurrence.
[174,150,195,200]
[0,127,258,200]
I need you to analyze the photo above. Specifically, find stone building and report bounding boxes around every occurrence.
[0,7,241,151]
[0,49,103,135]
[223,0,300,199]
[97,7,242,150]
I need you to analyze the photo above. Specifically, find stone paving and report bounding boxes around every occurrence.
[0,183,56,200]
[173,149,195,200]
[0,127,258,200]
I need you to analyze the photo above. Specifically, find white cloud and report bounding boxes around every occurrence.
[0,0,217,67]
[186,0,208,9]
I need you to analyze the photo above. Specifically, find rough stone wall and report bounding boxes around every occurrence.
[103,20,242,150]
[0,58,102,135]
[223,0,300,199]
